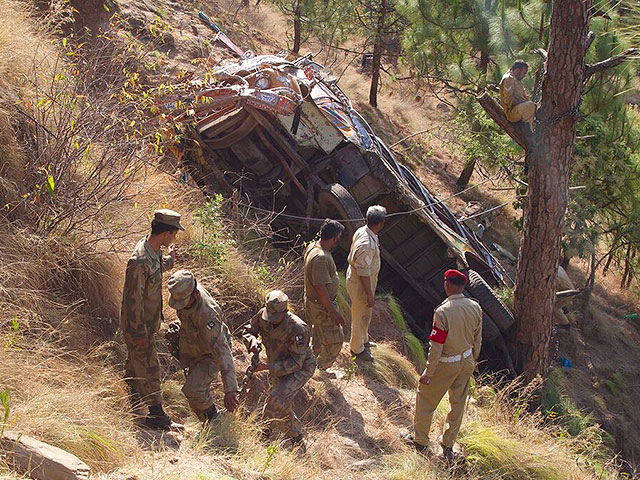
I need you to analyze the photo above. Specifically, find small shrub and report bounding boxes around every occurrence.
[190,194,234,265]
[0,387,13,435]
[385,294,426,370]
[604,372,625,397]
[495,286,514,311]
[362,343,418,389]
[542,368,595,436]
[462,426,575,480]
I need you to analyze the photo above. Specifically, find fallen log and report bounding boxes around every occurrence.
[476,91,532,150]
[0,432,90,480]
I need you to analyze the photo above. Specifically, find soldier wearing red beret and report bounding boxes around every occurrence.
[404,269,483,460]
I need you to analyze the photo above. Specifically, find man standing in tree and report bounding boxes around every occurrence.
[120,209,184,430]
[304,219,346,375]
[242,291,316,452]
[406,269,482,460]
[347,205,386,363]
[499,59,536,132]
[167,270,239,423]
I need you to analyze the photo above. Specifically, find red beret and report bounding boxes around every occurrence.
[444,269,467,283]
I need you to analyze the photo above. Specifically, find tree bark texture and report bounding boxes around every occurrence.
[456,158,476,189]
[476,92,531,149]
[368,0,387,107]
[292,0,302,54]
[512,0,591,380]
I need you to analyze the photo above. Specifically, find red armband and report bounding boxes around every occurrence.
[429,326,448,344]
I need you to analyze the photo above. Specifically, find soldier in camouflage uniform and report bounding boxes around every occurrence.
[303,219,346,373]
[242,291,316,451]
[167,270,239,422]
[120,209,184,430]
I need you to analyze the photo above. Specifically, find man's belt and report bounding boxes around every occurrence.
[440,348,472,363]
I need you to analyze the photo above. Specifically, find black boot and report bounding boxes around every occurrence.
[203,404,218,423]
[289,435,306,454]
[145,404,184,431]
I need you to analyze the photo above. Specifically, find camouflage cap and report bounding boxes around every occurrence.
[262,290,289,322]
[153,208,185,231]
[168,269,196,310]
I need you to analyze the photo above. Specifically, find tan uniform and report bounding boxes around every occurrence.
[120,236,174,406]
[176,285,238,421]
[346,226,381,355]
[304,241,343,369]
[499,71,536,130]
[554,266,575,326]
[414,294,482,448]
[242,311,316,438]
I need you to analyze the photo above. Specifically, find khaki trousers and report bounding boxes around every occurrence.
[347,273,378,355]
[182,357,219,421]
[553,296,573,326]
[414,356,474,448]
[307,301,344,370]
[506,101,536,130]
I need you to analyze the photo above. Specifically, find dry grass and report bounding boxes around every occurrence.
[0,228,121,347]
[0,339,142,472]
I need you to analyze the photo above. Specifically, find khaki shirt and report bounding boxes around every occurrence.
[304,241,339,303]
[424,294,482,377]
[499,71,530,120]
[556,266,575,292]
[242,311,314,377]
[176,285,238,393]
[346,226,380,283]
[120,236,174,345]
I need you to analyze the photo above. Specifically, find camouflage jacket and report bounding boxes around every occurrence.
[176,285,239,393]
[242,311,315,377]
[120,236,174,346]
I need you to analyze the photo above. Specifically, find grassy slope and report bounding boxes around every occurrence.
[0,0,635,478]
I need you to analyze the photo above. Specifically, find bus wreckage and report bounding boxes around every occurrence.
[168,49,517,376]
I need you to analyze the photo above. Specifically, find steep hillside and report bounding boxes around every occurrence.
[0,0,637,479]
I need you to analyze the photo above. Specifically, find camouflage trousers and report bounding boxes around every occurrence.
[183,357,220,421]
[264,358,316,439]
[306,301,344,370]
[124,335,162,407]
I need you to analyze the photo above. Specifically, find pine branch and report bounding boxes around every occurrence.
[584,48,640,80]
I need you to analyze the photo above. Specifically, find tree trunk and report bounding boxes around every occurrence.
[456,158,476,189]
[512,0,591,381]
[478,0,492,75]
[292,0,302,54]
[369,0,387,107]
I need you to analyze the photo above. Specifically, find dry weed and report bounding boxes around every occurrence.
[0,339,142,472]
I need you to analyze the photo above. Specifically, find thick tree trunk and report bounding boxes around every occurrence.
[512,0,591,381]
[369,0,387,107]
[292,0,302,54]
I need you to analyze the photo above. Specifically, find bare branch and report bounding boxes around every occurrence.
[476,91,532,150]
[584,48,640,80]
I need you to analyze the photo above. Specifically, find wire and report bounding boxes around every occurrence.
[234,161,517,224]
